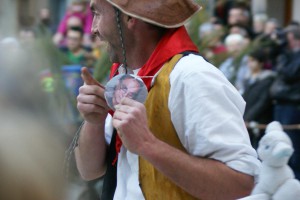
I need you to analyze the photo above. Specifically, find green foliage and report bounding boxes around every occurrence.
[26,35,78,124]
[187,6,211,46]
[93,49,112,84]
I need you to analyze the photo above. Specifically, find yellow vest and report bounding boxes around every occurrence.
[139,54,199,200]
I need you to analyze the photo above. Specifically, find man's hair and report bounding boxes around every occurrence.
[146,22,167,35]
[225,33,244,46]
[229,2,251,20]
[68,26,84,37]
[249,49,266,63]
[286,26,300,40]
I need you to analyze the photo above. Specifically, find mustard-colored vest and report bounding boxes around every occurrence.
[139,54,199,200]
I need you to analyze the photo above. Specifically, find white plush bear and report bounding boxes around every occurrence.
[239,121,300,200]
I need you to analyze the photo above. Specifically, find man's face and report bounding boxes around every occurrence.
[247,56,261,72]
[40,8,50,20]
[228,8,244,25]
[264,22,277,35]
[227,40,243,56]
[90,0,122,63]
[66,30,82,51]
[67,16,83,29]
[286,32,300,50]
[112,77,140,106]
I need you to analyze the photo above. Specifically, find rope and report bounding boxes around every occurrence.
[115,8,128,74]
[63,120,85,180]
[246,121,300,131]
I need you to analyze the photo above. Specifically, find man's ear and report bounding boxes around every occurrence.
[123,15,137,29]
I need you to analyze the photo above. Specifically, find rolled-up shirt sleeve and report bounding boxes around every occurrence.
[169,54,260,178]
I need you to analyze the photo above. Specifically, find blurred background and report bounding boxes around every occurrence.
[0,0,300,200]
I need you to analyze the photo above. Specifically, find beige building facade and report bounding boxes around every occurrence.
[252,0,300,26]
[0,0,65,37]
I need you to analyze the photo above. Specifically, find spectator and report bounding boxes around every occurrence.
[219,33,249,91]
[34,8,54,37]
[242,49,275,148]
[228,23,253,42]
[226,1,254,41]
[60,26,95,67]
[227,2,252,28]
[251,18,282,70]
[270,25,300,180]
[53,0,92,47]
[213,0,234,25]
[198,22,214,39]
[198,19,227,66]
[264,18,279,36]
[252,13,268,38]
[55,15,85,47]
[67,15,84,29]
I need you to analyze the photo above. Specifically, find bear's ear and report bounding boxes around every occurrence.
[265,121,283,134]
[272,142,294,159]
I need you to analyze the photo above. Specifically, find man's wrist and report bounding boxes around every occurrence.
[139,133,160,160]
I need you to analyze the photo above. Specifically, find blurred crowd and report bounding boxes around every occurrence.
[197,0,300,180]
[0,0,300,199]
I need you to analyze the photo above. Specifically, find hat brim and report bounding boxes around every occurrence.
[107,0,202,28]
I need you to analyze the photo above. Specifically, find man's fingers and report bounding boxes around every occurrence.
[112,118,123,131]
[120,97,140,106]
[81,67,104,88]
[114,104,132,114]
[81,67,94,85]
[79,85,105,99]
[77,94,110,110]
[77,102,108,114]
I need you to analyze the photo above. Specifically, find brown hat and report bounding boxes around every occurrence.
[71,0,87,3]
[106,0,202,28]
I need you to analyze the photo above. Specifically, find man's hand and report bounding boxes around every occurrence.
[77,67,109,124]
[112,97,155,154]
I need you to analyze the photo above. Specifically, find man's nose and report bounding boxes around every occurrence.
[91,26,97,36]
[91,20,98,35]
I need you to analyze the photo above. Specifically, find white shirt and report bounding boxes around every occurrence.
[105,54,261,200]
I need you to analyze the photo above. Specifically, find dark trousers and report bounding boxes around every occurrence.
[274,104,300,180]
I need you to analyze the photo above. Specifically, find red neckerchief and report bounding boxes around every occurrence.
[109,26,199,165]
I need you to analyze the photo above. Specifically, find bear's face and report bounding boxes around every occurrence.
[258,137,293,167]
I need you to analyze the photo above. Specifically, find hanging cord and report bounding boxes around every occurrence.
[63,120,85,180]
[115,8,128,74]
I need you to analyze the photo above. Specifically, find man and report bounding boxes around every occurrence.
[270,25,300,180]
[75,0,260,199]
[227,2,254,39]
[60,26,94,66]
[34,8,54,37]
[227,3,251,27]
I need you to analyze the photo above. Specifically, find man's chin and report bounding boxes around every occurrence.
[106,45,119,63]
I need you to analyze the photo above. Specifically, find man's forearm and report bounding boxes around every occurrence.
[75,122,108,180]
[140,137,254,200]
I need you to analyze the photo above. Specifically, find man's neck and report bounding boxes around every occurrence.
[124,23,166,70]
